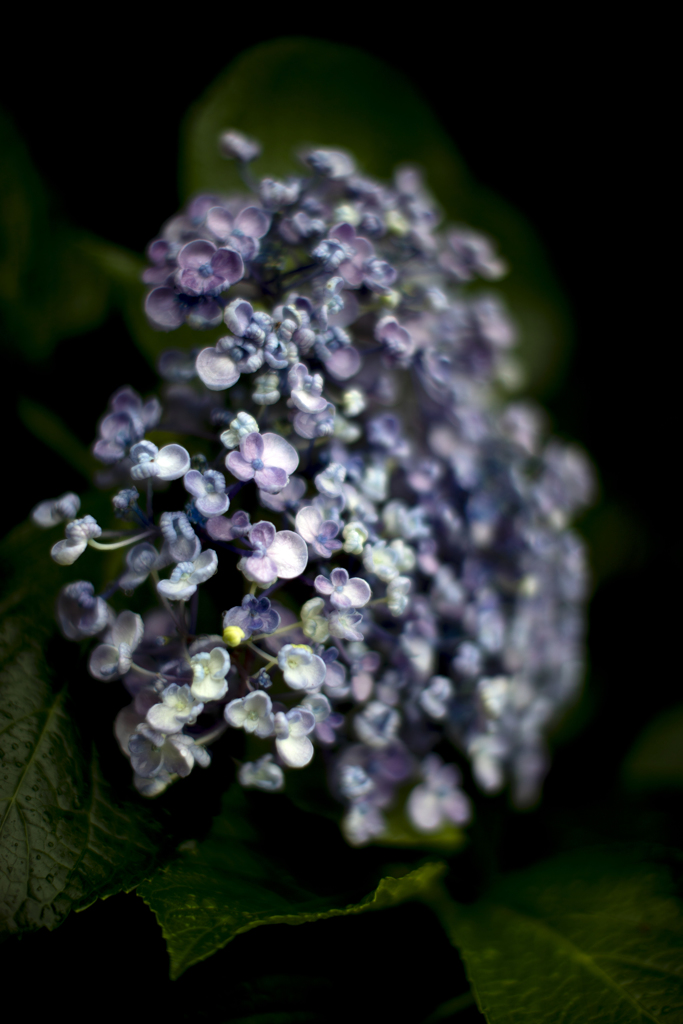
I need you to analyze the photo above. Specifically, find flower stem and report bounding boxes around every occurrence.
[88,529,156,551]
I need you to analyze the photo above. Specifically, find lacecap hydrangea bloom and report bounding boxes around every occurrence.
[36,131,593,844]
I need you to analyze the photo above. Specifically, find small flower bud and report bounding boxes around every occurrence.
[223,625,246,647]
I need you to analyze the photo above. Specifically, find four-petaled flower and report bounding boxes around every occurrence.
[190,647,231,701]
[237,521,308,587]
[88,610,144,681]
[129,726,210,779]
[146,684,204,734]
[175,239,244,296]
[184,469,230,517]
[406,754,471,832]
[225,690,275,737]
[206,207,270,261]
[277,644,326,691]
[222,594,280,639]
[238,754,284,791]
[314,567,371,609]
[295,506,343,558]
[227,431,298,493]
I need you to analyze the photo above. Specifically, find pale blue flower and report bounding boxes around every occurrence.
[274,707,316,767]
[278,644,326,691]
[239,754,284,791]
[191,647,231,701]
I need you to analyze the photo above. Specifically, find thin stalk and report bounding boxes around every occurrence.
[88,529,156,551]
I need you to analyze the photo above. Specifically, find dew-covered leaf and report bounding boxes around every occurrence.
[435,846,683,1023]
[181,38,572,396]
[139,787,445,978]
[0,611,166,936]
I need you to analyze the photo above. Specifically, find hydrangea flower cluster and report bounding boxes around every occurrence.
[34,132,593,845]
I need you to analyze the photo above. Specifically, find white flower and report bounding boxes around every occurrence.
[191,647,231,701]
[157,549,218,601]
[300,598,330,642]
[342,388,366,417]
[477,676,510,718]
[386,576,411,616]
[274,707,316,767]
[32,492,80,528]
[362,540,400,582]
[342,520,368,555]
[342,801,385,846]
[224,690,275,737]
[51,515,101,565]
[277,644,326,691]
[146,684,204,735]
[314,462,346,497]
[220,411,260,449]
[130,440,191,481]
[354,701,401,749]
[238,754,284,792]
[407,754,471,833]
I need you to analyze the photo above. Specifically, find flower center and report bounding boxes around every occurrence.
[198,262,213,278]
[252,458,264,470]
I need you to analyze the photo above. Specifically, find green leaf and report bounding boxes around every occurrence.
[139,787,446,978]
[181,37,572,396]
[622,705,683,792]
[0,610,167,936]
[433,846,683,1023]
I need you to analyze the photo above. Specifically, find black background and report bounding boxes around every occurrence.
[0,17,676,1023]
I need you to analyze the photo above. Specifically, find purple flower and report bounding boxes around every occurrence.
[206,206,270,260]
[375,316,414,359]
[159,511,201,564]
[88,610,144,681]
[224,298,273,343]
[183,469,230,517]
[130,440,190,482]
[93,386,161,463]
[293,403,336,440]
[315,568,371,609]
[238,520,308,586]
[145,289,223,332]
[304,148,355,178]
[205,510,251,542]
[439,227,507,282]
[175,239,244,297]
[57,581,111,641]
[287,362,327,413]
[259,475,306,513]
[51,515,101,565]
[295,506,343,558]
[227,431,299,493]
[222,594,281,639]
[195,344,241,391]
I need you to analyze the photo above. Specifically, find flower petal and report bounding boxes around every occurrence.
[196,348,241,391]
[295,505,322,543]
[268,531,308,579]
[155,444,191,481]
[261,433,299,474]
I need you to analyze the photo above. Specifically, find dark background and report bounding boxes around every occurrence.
[1,19,676,1022]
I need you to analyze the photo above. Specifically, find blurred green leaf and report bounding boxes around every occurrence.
[622,705,683,792]
[139,786,445,979]
[182,37,572,396]
[434,846,683,1023]
[0,109,110,361]
[17,398,97,482]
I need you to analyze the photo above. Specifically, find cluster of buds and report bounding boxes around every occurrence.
[34,132,593,845]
